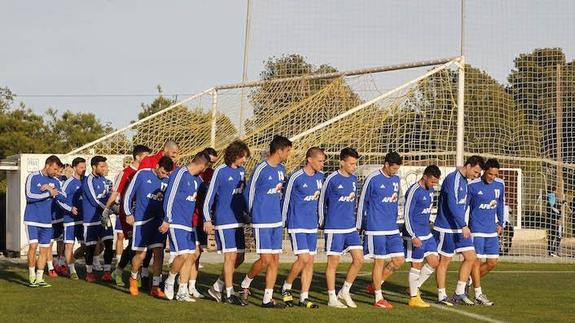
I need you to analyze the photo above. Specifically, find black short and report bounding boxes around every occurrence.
[195,226,208,247]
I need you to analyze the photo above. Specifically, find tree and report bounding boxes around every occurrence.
[137,85,176,121]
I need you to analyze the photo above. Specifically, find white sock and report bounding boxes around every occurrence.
[300,291,309,302]
[263,289,273,304]
[417,263,435,288]
[130,271,138,279]
[409,268,421,297]
[467,276,473,286]
[475,287,483,297]
[241,275,253,289]
[455,280,467,295]
[69,263,76,274]
[178,283,188,295]
[438,288,447,301]
[47,260,54,271]
[340,281,353,295]
[328,290,337,302]
[216,278,225,292]
[189,279,197,290]
[282,281,292,292]
[86,265,93,273]
[375,289,383,302]
[226,287,233,298]
[115,255,121,263]
[36,269,44,280]
[152,276,161,286]
[141,267,149,277]
[114,267,122,275]
[29,267,35,277]
[167,272,177,284]
[104,264,111,272]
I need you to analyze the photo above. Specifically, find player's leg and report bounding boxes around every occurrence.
[241,228,269,297]
[283,232,312,307]
[451,232,477,305]
[325,232,345,308]
[47,240,56,278]
[337,232,363,308]
[84,225,99,282]
[113,239,132,287]
[188,246,202,297]
[298,232,317,308]
[379,234,405,305]
[150,245,166,297]
[100,225,115,281]
[63,224,77,279]
[129,250,146,295]
[26,225,39,285]
[114,216,124,263]
[474,236,498,306]
[35,227,53,287]
[434,230,454,304]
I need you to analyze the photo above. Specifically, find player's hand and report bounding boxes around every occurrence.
[40,184,50,191]
[158,222,169,234]
[71,207,79,216]
[126,215,135,225]
[101,208,112,228]
[412,237,422,248]
[204,221,214,234]
[462,226,471,238]
[496,224,503,235]
[110,204,120,215]
[48,187,58,197]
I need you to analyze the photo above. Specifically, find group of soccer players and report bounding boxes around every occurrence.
[24,134,505,309]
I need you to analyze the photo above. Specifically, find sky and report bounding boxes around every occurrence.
[2,0,574,129]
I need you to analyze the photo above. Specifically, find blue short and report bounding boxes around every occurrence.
[433,230,475,257]
[472,235,500,259]
[195,226,208,247]
[364,233,405,259]
[289,231,317,255]
[114,215,123,233]
[253,226,283,254]
[132,218,165,251]
[26,224,53,247]
[84,223,114,246]
[169,226,196,255]
[405,236,438,263]
[63,222,84,244]
[52,221,64,241]
[215,227,246,254]
[325,231,362,256]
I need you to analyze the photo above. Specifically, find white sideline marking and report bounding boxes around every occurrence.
[384,290,507,323]
[337,270,575,276]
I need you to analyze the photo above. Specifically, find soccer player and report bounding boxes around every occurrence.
[189,147,218,299]
[358,151,405,309]
[280,147,326,308]
[103,145,152,287]
[58,157,87,279]
[112,157,132,264]
[204,141,250,305]
[403,165,442,308]
[240,135,292,308]
[48,162,67,278]
[82,156,115,282]
[124,156,173,297]
[320,147,364,309]
[24,155,66,287]
[468,158,505,306]
[434,155,484,305]
[160,152,210,302]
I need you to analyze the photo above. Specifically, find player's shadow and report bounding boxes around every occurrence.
[0,263,36,287]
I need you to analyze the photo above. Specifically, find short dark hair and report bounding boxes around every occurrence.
[45,155,62,166]
[71,157,86,167]
[158,156,174,171]
[90,156,107,167]
[305,147,325,159]
[224,140,250,166]
[191,151,210,165]
[484,158,500,170]
[464,155,485,168]
[202,147,218,158]
[384,151,402,166]
[270,135,292,154]
[340,147,359,161]
[132,144,152,159]
[423,165,441,178]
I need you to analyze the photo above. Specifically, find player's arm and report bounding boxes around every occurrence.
[356,176,371,230]
[281,174,297,225]
[497,182,506,230]
[244,167,262,215]
[53,180,67,203]
[122,172,140,224]
[202,169,220,223]
[403,187,419,242]
[317,176,331,229]
[57,178,74,212]
[84,175,107,209]
[446,176,468,229]
[25,174,51,202]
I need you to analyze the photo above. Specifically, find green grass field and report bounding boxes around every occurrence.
[1,260,573,322]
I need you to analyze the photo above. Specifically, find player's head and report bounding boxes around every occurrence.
[156,156,174,179]
[270,135,292,162]
[90,155,108,177]
[305,147,326,172]
[339,147,359,175]
[71,157,86,178]
[43,155,62,177]
[383,151,402,176]
[188,151,211,175]
[122,156,132,169]
[463,155,485,180]
[422,165,441,189]
[202,147,218,167]
[224,140,251,167]
[163,140,179,160]
[482,158,500,184]
[132,144,152,162]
